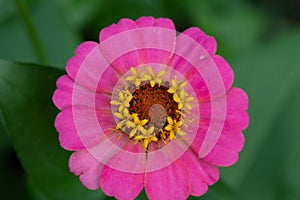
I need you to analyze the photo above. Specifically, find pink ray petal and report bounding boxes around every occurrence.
[52,75,111,110]
[75,41,99,56]
[212,55,234,93]
[55,108,85,150]
[135,16,155,27]
[68,43,113,92]
[200,88,249,131]
[69,150,103,190]
[100,167,144,200]
[54,106,109,150]
[66,41,98,80]
[145,148,219,200]
[99,18,140,74]
[180,27,217,56]
[197,115,247,166]
[136,16,176,65]
[100,141,145,199]
[100,18,137,42]
[97,66,119,95]
[180,149,219,196]
[145,159,189,200]
[192,87,248,166]
[203,143,240,167]
[188,55,234,102]
[99,17,177,75]
[101,140,146,173]
[169,30,227,103]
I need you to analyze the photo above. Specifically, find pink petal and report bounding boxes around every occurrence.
[227,87,249,111]
[136,16,176,65]
[96,110,116,133]
[146,138,196,173]
[187,56,234,102]
[219,124,245,152]
[191,119,244,165]
[136,16,175,30]
[168,37,214,101]
[145,148,219,200]
[99,17,176,75]
[101,140,146,173]
[200,87,249,130]
[67,42,113,92]
[55,108,84,150]
[69,150,103,190]
[52,75,74,109]
[204,150,238,167]
[194,119,245,166]
[168,27,216,77]
[191,123,208,155]
[66,42,98,80]
[97,66,118,95]
[135,16,155,27]
[95,92,112,112]
[181,27,217,56]
[100,142,146,200]
[99,18,140,74]
[215,121,245,152]
[75,41,99,56]
[180,149,219,196]
[145,160,189,200]
[99,18,137,42]
[186,68,210,101]
[170,28,231,101]
[54,106,107,150]
[212,55,234,94]
[100,161,144,200]
[66,55,84,81]
[190,87,249,166]
[168,31,200,77]
[224,88,249,130]
[52,75,111,110]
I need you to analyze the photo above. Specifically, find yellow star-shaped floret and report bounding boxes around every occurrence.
[134,126,157,149]
[173,90,194,110]
[110,90,133,112]
[113,108,133,130]
[128,114,148,138]
[167,79,187,94]
[159,129,168,144]
[144,66,166,87]
[164,117,185,140]
[126,67,148,87]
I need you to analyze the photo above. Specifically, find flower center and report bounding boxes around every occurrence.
[129,83,181,127]
[110,66,194,150]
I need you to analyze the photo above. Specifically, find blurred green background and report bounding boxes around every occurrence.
[0,0,300,199]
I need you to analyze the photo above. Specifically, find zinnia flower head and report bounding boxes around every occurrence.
[53,16,249,200]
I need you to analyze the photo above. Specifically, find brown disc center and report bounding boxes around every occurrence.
[129,83,181,128]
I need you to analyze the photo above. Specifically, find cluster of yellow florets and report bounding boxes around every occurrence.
[110,66,194,150]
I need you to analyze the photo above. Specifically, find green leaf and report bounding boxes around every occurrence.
[0,1,80,68]
[0,60,106,200]
[0,133,31,200]
[220,28,300,199]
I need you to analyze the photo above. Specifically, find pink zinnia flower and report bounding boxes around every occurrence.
[53,16,249,200]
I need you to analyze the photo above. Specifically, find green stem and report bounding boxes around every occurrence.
[13,0,47,64]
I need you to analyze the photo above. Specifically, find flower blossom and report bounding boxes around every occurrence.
[53,16,249,200]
